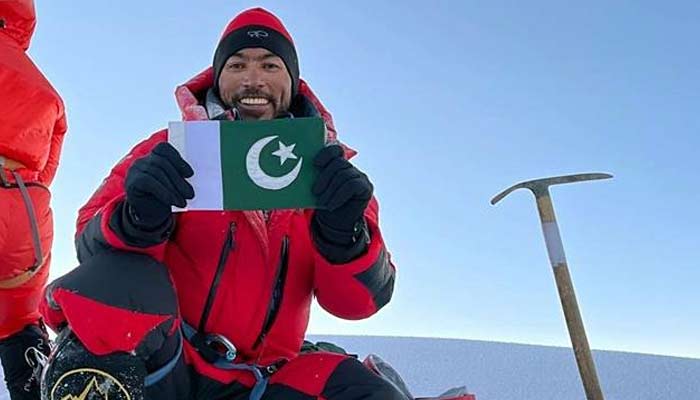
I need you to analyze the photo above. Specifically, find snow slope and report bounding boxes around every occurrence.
[2,335,698,400]
[308,335,700,400]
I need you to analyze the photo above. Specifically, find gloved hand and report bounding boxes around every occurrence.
[311,145,373,257]
[124,142,194,230]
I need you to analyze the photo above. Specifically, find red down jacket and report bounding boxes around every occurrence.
[43,66,396,384]
[0,0,66,339]
[0,0,66,185]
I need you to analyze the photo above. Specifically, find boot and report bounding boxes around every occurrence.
[0,324,51,400]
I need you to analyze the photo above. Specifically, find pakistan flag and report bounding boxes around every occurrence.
[168,117,326,211]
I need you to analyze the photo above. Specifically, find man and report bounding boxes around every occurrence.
[0,1,67,399]
[40,8,400,400]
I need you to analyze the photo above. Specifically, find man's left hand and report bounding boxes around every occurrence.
[312,145,373,247]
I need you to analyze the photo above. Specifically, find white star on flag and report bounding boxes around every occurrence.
[272,140,298,166]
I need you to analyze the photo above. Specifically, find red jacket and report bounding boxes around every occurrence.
[0,0,66,185]
[67,68,395,383]
[0,0,64,339]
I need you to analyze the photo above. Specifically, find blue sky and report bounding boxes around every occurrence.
[29,1,699,358]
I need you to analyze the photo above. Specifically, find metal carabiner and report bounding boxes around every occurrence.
[205,333,237,362]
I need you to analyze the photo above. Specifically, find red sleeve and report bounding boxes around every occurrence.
[37,108,67,186]
[312,196,396,320]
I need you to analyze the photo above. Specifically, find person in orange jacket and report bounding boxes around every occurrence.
[0,1,67,399]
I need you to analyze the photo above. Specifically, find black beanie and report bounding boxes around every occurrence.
[213,9,299,97]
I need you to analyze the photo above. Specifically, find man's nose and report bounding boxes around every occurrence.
[242,68,264,88]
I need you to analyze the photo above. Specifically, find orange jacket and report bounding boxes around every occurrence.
[0,0,66,185]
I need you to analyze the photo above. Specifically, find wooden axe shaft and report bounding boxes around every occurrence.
[536,192,605,400]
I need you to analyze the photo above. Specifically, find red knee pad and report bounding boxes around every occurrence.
[40,250,179,357]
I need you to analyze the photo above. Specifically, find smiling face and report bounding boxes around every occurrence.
[217,48,293,121]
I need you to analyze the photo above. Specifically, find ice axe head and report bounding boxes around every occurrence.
[490,173,613,205]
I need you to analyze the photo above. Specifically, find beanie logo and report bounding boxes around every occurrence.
[247,30,269,39]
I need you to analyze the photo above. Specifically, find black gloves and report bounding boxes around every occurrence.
[124,142,194,231]
[311,145,373,263]
[120,141,371,263]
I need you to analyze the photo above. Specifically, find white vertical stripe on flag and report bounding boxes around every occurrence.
[168,121,223,211]
[167,122,188,212]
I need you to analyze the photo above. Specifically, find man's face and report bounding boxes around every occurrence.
[218,48,292,121]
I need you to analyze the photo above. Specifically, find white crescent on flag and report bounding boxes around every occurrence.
[245,135,303,190]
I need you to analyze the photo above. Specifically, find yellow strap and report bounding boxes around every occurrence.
[0,155,26,170]
[0,265,42,289]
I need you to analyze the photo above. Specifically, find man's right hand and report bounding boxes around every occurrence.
[124,142,194,229]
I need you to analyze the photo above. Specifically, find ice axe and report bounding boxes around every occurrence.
[491,173,612,400]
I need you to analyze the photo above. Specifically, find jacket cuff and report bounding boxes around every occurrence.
[111,200,174,247]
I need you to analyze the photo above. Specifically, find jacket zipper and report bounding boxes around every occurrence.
[252,236,289,349]
[198,222,237,332]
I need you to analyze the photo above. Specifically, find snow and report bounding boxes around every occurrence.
[308,335,700,400]
[2,335,698,400]
[0,367,6,400]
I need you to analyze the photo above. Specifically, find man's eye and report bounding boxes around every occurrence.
[227,63,244,70]
[263,63,281,70]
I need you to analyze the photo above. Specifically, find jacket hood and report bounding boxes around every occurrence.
[0,0,36,51]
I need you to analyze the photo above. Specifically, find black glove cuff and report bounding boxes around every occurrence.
[311,215,370,264]
[111,200,174,247]
[313,209,368,242]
